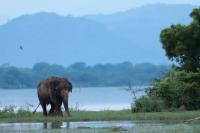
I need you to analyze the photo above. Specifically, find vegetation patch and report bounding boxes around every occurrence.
[0,107,199,123]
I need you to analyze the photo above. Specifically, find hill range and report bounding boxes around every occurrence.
[0,4,195,67]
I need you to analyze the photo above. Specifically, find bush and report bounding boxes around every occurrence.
[131,96,164,112]
[148,69,200,110]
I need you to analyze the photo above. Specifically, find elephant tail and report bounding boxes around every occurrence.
[33,103,40,114]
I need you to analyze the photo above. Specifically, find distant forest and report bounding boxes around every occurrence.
[0,62,170,89]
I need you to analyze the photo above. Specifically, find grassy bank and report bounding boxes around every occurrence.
[0,110,200,123]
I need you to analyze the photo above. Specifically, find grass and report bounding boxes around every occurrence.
[0,110,199,123]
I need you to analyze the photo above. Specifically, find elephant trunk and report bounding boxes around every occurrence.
[61,90,70,116]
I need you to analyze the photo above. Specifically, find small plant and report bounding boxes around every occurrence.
[70,102,80,112]
[1,105,16,114]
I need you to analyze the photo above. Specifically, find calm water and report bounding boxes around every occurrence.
[0,121,135,130]
[0,87,145,111]
[0,121,199,133]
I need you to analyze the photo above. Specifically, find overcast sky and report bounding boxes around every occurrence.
[0,0,200,24]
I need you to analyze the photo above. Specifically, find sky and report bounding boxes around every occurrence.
[0,0,200,24]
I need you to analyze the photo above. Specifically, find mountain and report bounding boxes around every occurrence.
[84,4,195,61]
[0,4,195,67]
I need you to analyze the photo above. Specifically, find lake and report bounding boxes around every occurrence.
[0,121,199,133]
[0,86,146,111]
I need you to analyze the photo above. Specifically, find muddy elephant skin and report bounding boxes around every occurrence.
[37,76,72,116]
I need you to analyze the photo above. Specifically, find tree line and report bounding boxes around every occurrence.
[0,62,169,89]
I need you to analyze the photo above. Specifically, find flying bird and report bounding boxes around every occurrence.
[19,45,23,50]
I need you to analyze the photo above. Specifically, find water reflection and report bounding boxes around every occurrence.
[43,122,47,129]
[43,121,70,129]
[0,121,135,131]
[51,121,62,129]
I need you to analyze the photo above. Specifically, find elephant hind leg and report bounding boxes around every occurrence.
[41,103,47,116]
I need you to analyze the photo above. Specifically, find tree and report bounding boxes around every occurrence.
[145,8,200,112]
[160,8,200,72]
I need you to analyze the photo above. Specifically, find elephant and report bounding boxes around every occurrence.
[36,76,72,116]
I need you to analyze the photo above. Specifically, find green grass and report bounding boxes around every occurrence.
[0,110,200,123]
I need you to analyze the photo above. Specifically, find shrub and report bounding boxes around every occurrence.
[148,69,200,110]
[132,96,164,112]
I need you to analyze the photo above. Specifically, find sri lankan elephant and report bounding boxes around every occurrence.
[36,76,72,116]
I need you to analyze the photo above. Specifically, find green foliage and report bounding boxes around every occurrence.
[148,69,200,110]
[152,7,200,111]
[132,96,164,112]
[0,62,169,89]
[160,8,200,72]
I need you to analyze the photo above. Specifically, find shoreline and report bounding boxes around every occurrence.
[0,110,199,123]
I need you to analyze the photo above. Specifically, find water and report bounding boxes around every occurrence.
[0,86,145,111]
[0,121,199,133]
[0,121,135,130]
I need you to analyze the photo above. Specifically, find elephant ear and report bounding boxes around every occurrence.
[67,81,73,92]
[63,78,72,92]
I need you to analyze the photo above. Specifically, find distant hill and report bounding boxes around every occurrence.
[0,4,195,67]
